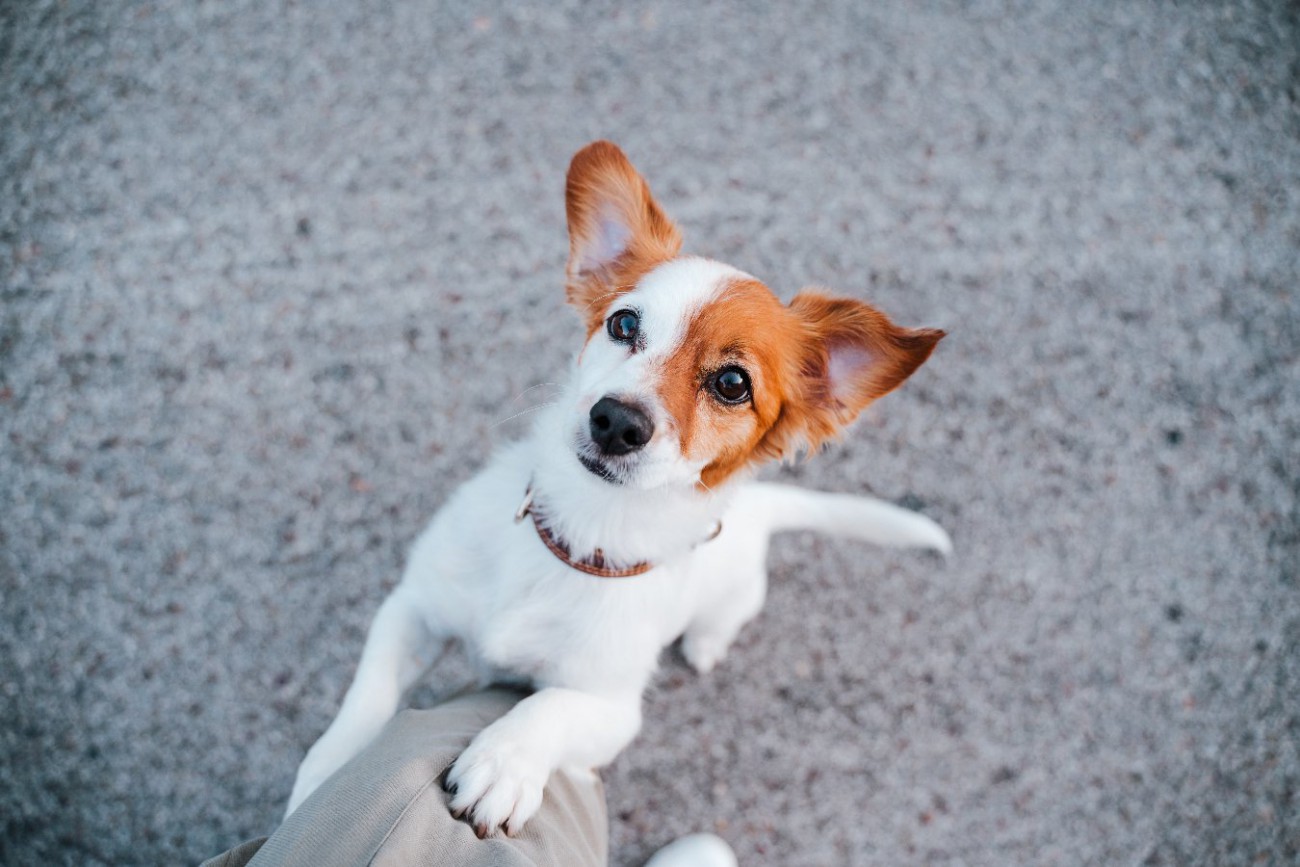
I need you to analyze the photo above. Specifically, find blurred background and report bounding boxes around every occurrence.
[1,1,1297,864]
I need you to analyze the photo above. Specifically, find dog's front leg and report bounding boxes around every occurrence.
[445,686,641,836]
[286,591,435,816]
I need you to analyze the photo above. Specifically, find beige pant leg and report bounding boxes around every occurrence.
[202,688,607,867]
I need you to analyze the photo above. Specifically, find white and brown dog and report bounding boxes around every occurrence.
[286,141,950,838]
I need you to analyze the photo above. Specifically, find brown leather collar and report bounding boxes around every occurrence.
[515,485,720,579]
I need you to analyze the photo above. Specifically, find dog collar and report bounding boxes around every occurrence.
[514,485,721,579]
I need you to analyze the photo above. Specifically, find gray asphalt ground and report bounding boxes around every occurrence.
[2,1,1298,864]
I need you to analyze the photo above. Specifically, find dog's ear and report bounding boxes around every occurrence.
[759,292,944,459]
[565,141,682,329]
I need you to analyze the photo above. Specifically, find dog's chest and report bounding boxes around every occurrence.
[471,562,686,691]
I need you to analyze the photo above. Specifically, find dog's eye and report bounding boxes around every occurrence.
[607,309,640,344]
[711,367,751,404]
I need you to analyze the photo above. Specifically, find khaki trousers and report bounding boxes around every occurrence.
[202,689,607,867]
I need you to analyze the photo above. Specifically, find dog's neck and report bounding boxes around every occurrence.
[524,406,736,568]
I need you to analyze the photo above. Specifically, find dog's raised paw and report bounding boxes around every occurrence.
[445,736,548,836]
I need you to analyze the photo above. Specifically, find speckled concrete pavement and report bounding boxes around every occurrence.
[2,1,1297,864]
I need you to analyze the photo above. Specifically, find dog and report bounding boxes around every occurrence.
[285,141,950,838]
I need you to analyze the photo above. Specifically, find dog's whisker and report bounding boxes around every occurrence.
[490,402,558,429]
[511,382,561,403]
[587,286,633,308]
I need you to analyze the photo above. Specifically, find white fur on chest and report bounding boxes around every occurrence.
[398,435,720,696]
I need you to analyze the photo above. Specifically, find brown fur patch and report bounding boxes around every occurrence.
[653,281,944,488]
[754,291,945,466]
[564,141,682,336]
[654,278,805,488]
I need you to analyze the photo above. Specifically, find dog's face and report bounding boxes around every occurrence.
[562,141,944,491]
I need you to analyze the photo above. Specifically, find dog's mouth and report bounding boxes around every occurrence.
[577,453,623,485]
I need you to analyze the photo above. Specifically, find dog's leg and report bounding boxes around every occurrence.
[445,687,641,836]
[286,591,434,816]
[676,506,773,673]
[681,563,767,674]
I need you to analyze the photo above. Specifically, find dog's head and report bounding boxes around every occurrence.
[562,141,943,491]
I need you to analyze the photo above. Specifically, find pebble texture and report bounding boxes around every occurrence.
[2,1,1297,864]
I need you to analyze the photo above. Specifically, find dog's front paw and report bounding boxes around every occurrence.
[444,735,549,837]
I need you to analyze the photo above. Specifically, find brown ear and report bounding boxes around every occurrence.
[761,291,944,458]
[565,141,682,329]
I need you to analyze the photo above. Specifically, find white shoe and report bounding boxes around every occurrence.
[643,833,738,867]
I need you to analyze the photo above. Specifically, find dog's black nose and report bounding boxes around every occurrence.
[589,396,654,456]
